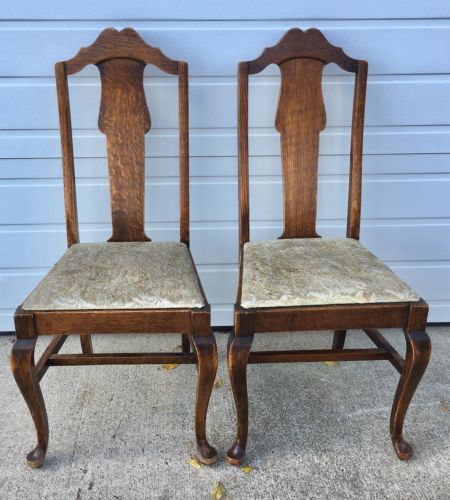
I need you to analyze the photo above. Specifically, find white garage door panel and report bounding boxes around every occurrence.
[1,127,449,159]
[1,223,449,269]
[1,264,449,313]
[393,265,450,302]
[4,1,449,21]
[1,177,449,225]
[426,303,450,323]
[1,21,449,77]
[2,76,449,129]
[1,154,449,179]
[0,11,449,329]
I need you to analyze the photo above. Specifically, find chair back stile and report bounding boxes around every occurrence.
[237,28,368,246]
[55,28,190,246]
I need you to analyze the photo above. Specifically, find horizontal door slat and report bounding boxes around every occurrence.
[2,77,449,129]
[1,177,449,225]
[1,21,449,76]
[1,223,450,268]
[3,2,449,20]
[1,154,450,180]
[1,127,449,159]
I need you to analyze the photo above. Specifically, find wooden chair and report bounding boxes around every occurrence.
[227,28,431,465]
[11,28,218,468]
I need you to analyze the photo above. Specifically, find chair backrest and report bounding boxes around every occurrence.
[238,28,368,246]
[55,28,190,245]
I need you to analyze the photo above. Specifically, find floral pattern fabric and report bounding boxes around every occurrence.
[23,242,205,310]
[240,238,419,309]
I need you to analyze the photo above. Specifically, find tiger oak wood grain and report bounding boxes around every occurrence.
[98,58,151,242]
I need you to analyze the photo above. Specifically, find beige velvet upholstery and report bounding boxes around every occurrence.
[22,242,205,311]
[240,238,419,309]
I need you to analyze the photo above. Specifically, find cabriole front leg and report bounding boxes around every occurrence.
[226,333,254,465]
[390,326,431,460]
[10,338,49,468]
[191,333,218,464]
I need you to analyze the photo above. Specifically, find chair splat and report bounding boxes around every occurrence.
[275,58,326,238]
[98,58,151,241]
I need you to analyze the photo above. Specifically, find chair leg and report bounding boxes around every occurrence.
[181,333,190,353]
[80,334,93,354]
[10,338,49,468]
[191,334,218,464]
[226,333,254,465]
[390,327,431,460]
[332,329,347,350]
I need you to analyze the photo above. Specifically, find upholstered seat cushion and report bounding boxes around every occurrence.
[240,238,419,309]
[22,242,205,311]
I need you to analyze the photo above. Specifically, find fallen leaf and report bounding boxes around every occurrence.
[188,456,202,469]
[161,363,179,371]
[241,465,254,473]
[322,361,340,367]
[211,482,225,500]
[440,400,448,411]
[214,378,224,389]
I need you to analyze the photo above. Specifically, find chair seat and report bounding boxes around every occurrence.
[240,238,419,309]
[22,242,205,311]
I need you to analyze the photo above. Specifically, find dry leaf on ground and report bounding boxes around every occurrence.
[214,378,224,389]
[161,364,179,371]
[241,465,254,473]
[211,482,225,500]
[440,400,448,411]
[322,361,340,367]
[188,456,202,469]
